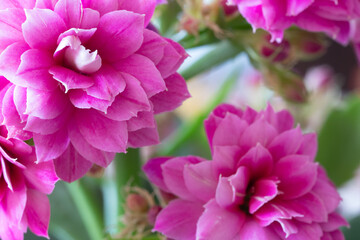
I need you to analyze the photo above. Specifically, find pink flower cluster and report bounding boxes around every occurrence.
[0,0,190,181]
[0,126,57,240]
[144,104,348,240]
[229,0,360,43]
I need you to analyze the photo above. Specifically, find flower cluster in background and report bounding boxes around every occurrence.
[0,0,359,240]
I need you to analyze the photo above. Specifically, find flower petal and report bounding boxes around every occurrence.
[22,8,67,50]
[150,73,190,114]
[53,143,93,182]
[76,109,127,152]
[154,199,204,240]
[196,200,245,240]
[25,190,50,238]
[87,10,144,61]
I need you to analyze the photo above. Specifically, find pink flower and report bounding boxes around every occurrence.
[0,0,190,182]
[229,0,360,43]
[0,126,58,240]
[144,104,348,240]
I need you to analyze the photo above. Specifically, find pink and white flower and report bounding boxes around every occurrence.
[229,0,360,43]
[0,126,58,240]
[144,104,348,240]
[0,0,190,181]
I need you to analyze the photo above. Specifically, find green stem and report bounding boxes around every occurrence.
[180,41,243,80]
[114,148,142,216]
[66,180,104,240]
[157,70,240,156]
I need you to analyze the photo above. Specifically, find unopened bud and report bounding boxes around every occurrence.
[126,193,149,213]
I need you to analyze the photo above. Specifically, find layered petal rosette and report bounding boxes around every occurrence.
[0,0,190,181]
[229,0,360,43]
[0,126,58,240]
[144,104,348,240]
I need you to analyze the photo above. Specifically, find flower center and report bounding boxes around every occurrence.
[56,35,102,74]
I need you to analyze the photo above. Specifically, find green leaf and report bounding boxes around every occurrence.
[343,215,360,240]
[180,41,242,80]
[316,96,360,186]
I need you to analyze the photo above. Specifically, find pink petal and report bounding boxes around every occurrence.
[249,178,278,214]
[263,105,294,133]
[127,110,155,132]
[237,218,279,239]
[22,8,67,51]
[239,117,278,151]
[2,85,23,128]
[24,106,71,135]
[54,0,84,28]
[87,10,144,62]
[297,133,317,161]
[156,39,188,79]
[13,86,27,122]
[184,161,217,202]
[312,167,341,213]
[81,0,118,16]
[143,157,172,192]
[320,212,349,232]
[150,73,190,114]
[136,29,167,65]
[104,73,151,121]
[3,186,27,224]
[268,126,303,161]
[0,0,35,9]
[68,122,115,167]
[212,145,243,176]
[118,0,156,26]
[25,190,51,238]
[212,112,248,147]
[162,156,203,201]
[215,166,250,208]
[26,88,68,120]
[154,199,204,240]
[33,128,70,163]
[80,8,100,29]
[68,89,112,112]
[0,9,25,52]
[204,104,243,151]
[17,49,58,91]
[76,109,127,152]
[238,144,273,180]
[275,155,318,199]
[53,143,93,182]
[114,54,166,97]
[34,0,57,9]
[279,192,328,224]
[127,126,160,148]
[0,42,30,84]
[196,200,245,240]
[86,64,126,101]
[49,66,94,92]
[254,201,303,228]
[24,160,58,194]
[286,0,313,16]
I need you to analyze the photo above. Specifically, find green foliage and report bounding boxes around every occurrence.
[343,215,360,240]
[316,96,360,186]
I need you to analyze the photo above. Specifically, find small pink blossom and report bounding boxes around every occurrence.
[144,104,348,240]
[229,0,360,43]
[0,126,58,240]
[0,0,190,181]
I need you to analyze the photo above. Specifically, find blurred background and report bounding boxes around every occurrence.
[26,0,360,239]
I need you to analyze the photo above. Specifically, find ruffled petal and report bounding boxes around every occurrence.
[154,199,204,240]
[53,143,93,182]
[196,200,245,240]
[22,8,67,50]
